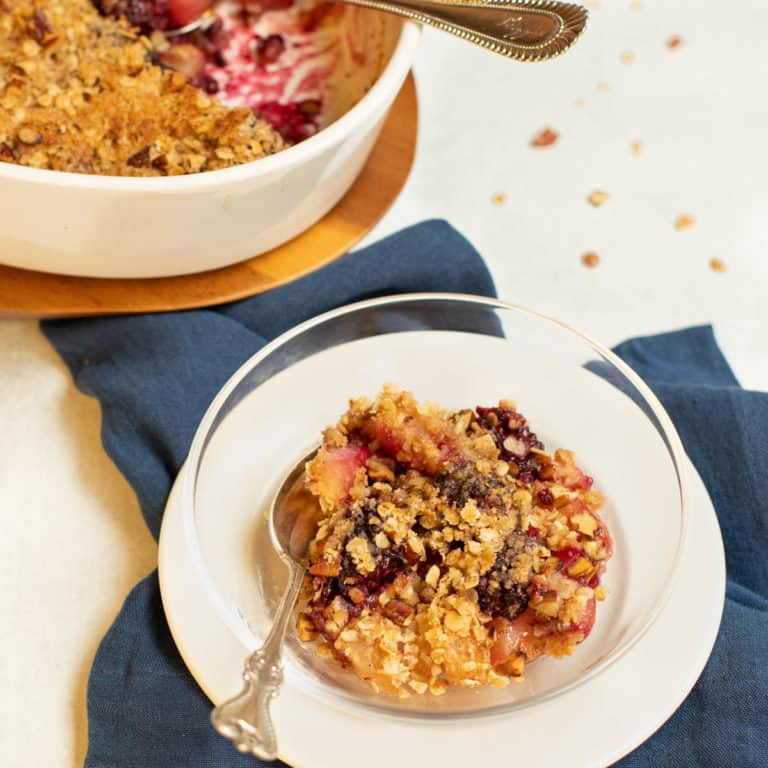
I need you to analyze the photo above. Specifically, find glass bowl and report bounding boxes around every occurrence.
[181,294,688,720]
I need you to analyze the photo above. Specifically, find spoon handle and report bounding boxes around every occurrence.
[211,565,306,761]
[336,0,587,61]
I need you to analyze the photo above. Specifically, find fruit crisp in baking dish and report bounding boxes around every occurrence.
[0,0,378,175]
[0,0,283,175]
[297,386,613,697]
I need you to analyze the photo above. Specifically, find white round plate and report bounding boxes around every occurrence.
[160,449,724,768]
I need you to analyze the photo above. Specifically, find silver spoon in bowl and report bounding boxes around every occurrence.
[168,0,588,62]
[211,450,322,761]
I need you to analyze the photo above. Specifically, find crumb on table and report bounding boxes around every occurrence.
[674,214,696,231]
[530,127,559,148]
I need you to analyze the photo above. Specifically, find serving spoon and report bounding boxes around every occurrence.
[169,0,589,62]
[211,450,322,761]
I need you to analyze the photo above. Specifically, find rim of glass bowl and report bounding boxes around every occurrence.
[180,293,689,721]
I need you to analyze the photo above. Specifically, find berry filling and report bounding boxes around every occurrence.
[96,0,175,32]
[95,0,338,142]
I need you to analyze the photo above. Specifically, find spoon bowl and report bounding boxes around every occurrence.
[270,450,322,566]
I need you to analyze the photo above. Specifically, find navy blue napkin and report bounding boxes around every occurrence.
[42,220,767,768]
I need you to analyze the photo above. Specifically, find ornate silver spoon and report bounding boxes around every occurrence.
[169,0,588,62]
[210,450,322,761]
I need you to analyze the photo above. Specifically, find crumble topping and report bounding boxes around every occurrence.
[297,386,613,697]
[0,0,283,175]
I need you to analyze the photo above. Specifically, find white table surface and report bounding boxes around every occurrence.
[1,2,767,765]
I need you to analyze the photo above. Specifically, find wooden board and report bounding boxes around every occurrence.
[0,74,418,318]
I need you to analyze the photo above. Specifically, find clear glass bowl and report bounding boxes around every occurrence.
[182,294,688,720]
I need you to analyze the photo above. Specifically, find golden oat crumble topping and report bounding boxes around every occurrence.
[297,386,613,698]
[0,0,283,175]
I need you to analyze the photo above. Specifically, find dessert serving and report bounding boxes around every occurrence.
[297,386,613,698]
[0,0,384,175]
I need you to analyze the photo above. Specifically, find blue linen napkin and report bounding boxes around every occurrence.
[41,220,767,768]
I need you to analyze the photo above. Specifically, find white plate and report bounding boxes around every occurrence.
[159,449,724,767]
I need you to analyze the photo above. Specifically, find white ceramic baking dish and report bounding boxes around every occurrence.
[0,15,419,278]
